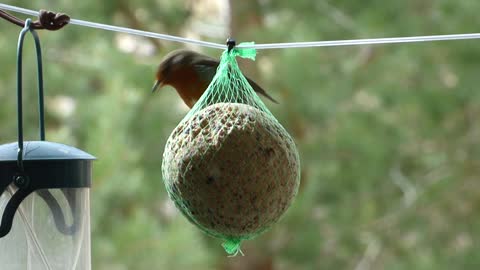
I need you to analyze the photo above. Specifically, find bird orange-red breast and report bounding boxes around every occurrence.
[152,50,278,108]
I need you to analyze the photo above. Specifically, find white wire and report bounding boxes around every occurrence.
[2,3,480,50]
[0,3,226,49]
[68,18,226,49]
[246,33,480,49]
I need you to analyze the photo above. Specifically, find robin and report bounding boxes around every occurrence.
[152,50,278,108]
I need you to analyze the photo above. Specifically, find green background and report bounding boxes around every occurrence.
[1,1,479,269]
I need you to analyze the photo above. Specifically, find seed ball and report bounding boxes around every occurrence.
[162,103,300,240]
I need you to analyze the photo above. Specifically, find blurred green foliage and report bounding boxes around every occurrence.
[1,0,479,269]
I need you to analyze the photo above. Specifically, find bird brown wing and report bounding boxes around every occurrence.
[246,77,278,104]
[192,59,219,82]
[193,59,278,104]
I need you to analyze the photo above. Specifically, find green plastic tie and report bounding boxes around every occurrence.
[232,42,256,60]
[222,238,244,256]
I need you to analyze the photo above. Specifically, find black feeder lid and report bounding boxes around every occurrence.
[0,141,95,237]
[0,141,95,190]
[0,141,95,161]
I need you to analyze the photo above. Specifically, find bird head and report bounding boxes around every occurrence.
[152,50,201,92]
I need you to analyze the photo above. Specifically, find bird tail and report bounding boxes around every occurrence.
[246,77,279,104]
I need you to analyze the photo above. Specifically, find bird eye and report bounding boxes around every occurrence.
[158,62,171,76]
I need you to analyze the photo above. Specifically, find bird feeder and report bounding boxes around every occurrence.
[0,19,94,270]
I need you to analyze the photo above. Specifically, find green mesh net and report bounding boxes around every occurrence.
[162,43,300,255]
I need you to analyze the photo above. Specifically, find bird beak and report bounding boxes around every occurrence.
[151,80,163,93]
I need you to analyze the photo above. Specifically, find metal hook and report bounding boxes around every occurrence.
[16,18,46,171]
